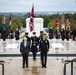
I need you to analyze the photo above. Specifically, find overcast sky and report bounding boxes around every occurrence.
[0,0,76,12]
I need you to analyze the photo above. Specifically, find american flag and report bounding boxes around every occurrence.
[29,4,34,31]
[55,13,59,30]
[66,18,70,30]
[55,18,59,30]
[9,13,12,31]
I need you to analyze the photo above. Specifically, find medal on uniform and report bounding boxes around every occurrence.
[34,44,36,46]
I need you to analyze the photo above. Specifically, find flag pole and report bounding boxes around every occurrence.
[33,3,35,32]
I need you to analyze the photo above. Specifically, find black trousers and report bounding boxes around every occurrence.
[41,52,47,67]
[22,52,28,67]
[33,52,36,60]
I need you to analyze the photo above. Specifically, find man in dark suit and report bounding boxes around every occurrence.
[20,37,30,68]
[39,33,49,68]
[31,32,38,60]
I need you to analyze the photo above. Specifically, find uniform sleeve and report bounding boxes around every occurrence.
[20,42,23,52]
[39,41,41,50]
[47,40,49,49]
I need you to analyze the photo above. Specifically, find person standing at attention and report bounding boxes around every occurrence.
[20,37,30,68]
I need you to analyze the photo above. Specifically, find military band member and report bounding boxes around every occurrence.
[15,29,20,40]
[39,33,49,68]
[61,29,65,41]
[20,37,30,68]
[71,29,76,41]
[55,29,60,39]
[8,30,14,39]
[66,28,70,41]
[31,32,38,60]
[49,27,53,39]
[1,30,6,41]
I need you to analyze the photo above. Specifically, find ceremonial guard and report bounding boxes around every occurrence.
[15,29,20,40]
[31,32,38,60]
[55,29,60,39]
[61,29,65,41]
[39,33,49,68]
[71,29,76,41]
[1,30,6,41]
[38,31,43,42]
[20,37,30,68]
[8,30,14,39]
[49,27,53,39]
[25,32,31,42]
[66,28,70,41]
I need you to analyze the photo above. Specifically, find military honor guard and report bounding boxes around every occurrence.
[71,29,76,41]
[66,28,70,41]
[1,30,6,41]
[15,28,20,40]
[31,32,38,60]
[39,33,49,68]
[49,27,53,39]
[25,32,31,42]
[20,37,30,68]
[61,29,65,41]
[55,29,60,39]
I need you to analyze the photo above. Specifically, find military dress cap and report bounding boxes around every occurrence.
[25,32,28,35]
[33,32,36,34]
[42,33,46,35]
[40,31,43,33]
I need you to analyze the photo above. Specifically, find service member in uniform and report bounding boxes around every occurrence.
[49,27,53,39]
[66,28,70,41]
[31,32,38,60]
[25,32,31,42]
[55,29,60,39]
[1,30,6,41]
[61,29,65,41]
[20,37,30,68]
[15,29,20,40]
[39,33,49,68]
[38,31,43,43]
[71,29,76,41]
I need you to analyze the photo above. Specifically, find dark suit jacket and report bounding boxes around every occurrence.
[20,41,30,54]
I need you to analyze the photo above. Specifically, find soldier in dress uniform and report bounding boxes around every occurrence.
[31,32,38,60]
[55,29,60,39]
[1,30,6,41]
[39,33,49,68]
[8,30,14,39]
[38,31,43,43]
[15,29,20,40]
[49,27,53,39]
[61,29,65,41]
[25,32,31,42]
[71,29,76,41]
[66,28,70,41]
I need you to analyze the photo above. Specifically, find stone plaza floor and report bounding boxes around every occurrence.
[0,39,76,75]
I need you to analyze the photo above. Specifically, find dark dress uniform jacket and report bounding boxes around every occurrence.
[39,39,49,53]
[31,36,38,53]
[20,41,30,54]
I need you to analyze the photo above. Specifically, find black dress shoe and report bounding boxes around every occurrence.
[22,66,25,68]
[26,66,28,68]
[42,65,44,68]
